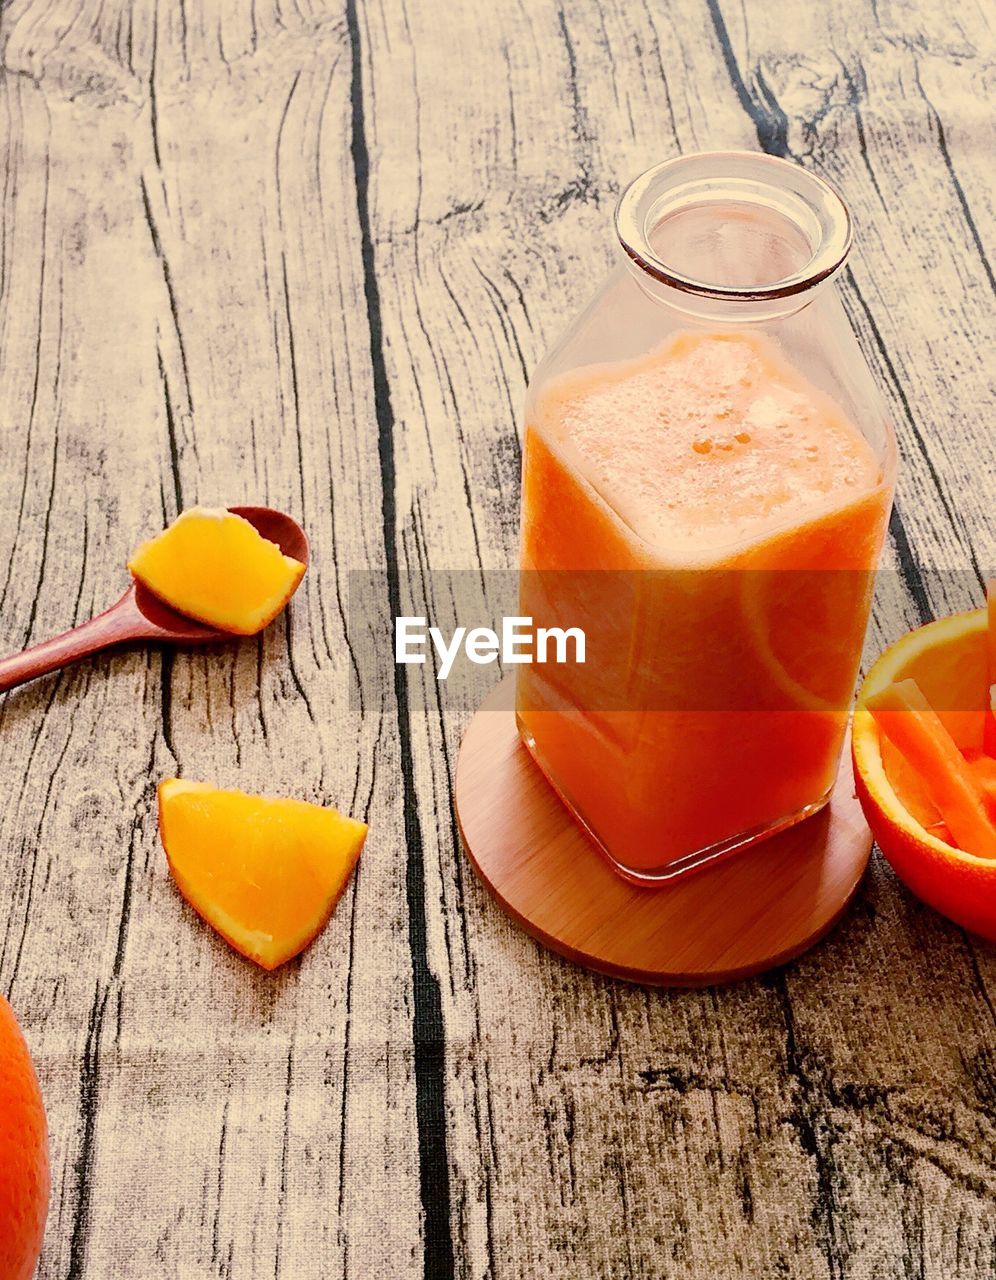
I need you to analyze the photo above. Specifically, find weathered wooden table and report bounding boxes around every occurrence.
[1,0,993,1276]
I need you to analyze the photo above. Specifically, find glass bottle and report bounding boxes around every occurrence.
[516,151,896,883]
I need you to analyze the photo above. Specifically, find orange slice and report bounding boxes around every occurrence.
[741,567,875,712]
[158,780,367,970]
[128,508,305,635]
[852,606,996,940]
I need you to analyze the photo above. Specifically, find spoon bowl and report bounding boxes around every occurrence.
[0,507,309,692]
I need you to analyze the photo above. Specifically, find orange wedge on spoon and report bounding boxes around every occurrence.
[129,508,306,635]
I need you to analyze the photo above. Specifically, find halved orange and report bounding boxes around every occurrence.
[158,780,367,969]
[852,607,996,940]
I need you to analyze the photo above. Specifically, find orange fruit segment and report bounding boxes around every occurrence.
[128,508,305,635]
[864,678,996,859]
[878,735,941,831]
[964,751,996,818]
[0,996,49,1280]
[158,780,367,970]
[852,606,996,940]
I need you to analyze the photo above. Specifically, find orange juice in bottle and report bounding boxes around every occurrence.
[516,154,896,882]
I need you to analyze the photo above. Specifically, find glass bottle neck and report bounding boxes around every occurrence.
[615,152,852,322]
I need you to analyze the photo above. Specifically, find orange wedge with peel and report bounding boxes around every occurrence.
[852,606,996,940]
[129,508,305,635]
[158,780,367,970]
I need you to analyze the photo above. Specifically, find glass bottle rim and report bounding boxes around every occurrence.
[615,151,853,303]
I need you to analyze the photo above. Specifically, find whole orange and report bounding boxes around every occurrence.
[0,995,49,1280]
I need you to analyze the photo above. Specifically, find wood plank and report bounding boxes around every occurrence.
[354,0,995,1275]
[352,0,832,1275]
[0,61,176,1279]
[0,2,424,1276]
[680,3,996,1276]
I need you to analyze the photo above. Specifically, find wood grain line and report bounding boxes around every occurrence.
[344,0,455,1274]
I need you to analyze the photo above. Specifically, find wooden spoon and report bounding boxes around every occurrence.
[0,507,309,695]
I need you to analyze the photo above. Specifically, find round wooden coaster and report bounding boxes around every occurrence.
[455,678,873,986]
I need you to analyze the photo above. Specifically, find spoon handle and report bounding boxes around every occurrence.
[0,598,139,694]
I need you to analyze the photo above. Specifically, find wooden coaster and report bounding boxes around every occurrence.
[455,677,872,986]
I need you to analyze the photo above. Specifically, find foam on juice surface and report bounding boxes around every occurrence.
[535,331,881,557]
